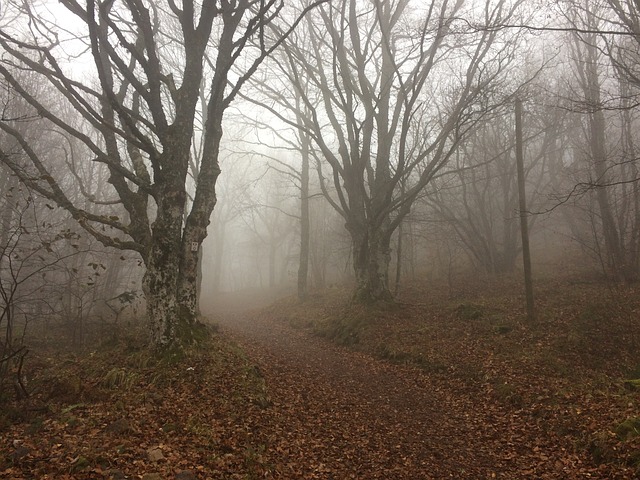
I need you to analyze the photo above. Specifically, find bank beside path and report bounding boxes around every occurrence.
[217,307,625,479]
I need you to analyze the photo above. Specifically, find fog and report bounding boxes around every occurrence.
[3,3,640,477]
[1,0,639,341]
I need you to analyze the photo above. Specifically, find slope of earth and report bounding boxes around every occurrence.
[0,331,274,479]
[234,274,640,479]
[2,275,638,479]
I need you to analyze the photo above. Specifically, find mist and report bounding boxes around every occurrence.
[2,0,640,476]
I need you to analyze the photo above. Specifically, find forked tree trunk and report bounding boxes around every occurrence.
[143,138,219,349]
[143,227,210,349]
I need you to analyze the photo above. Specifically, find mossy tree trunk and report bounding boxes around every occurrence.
[0,0,325,350]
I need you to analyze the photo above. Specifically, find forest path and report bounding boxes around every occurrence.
[214,308,590,479]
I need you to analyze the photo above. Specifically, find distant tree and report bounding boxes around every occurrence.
[601,0,640,91]
[239,173,297,290]
[206,159,253,295]
[427,97,562,275]
[562,2,640,281]
[248,0,528,302]
[235,88,315,300]
[0,0,324,349]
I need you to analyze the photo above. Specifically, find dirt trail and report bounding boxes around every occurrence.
[215,310,601,479]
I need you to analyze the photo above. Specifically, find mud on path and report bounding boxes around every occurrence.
[215,310,603,479]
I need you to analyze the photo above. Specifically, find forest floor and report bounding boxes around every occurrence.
[1,274,640,479]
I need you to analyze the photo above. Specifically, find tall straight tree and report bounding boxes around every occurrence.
[563,1,640,281]
[0,0,323,349]
[249,0,526,302]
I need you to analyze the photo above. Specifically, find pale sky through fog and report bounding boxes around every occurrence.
[24,0,96,79]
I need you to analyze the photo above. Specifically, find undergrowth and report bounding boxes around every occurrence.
[0,319,276,478]
[273,276,640,474]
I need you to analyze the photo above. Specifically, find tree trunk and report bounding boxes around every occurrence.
[211,223,226,294]
[515,98,535,322]
[143,140,216,349]
[587,63,625,281]
[310,239,326,290]
[576,26,627,282]
[297,125,311,301]
[143,183,188,348]
[394,220,403,295]
[351,226,393,303]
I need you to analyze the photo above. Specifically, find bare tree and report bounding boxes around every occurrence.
[603,0,640,93]
[427,96,562,275]
[0,0,324,349]
[238,172,298,291]
[248,0,527,302]
[562,1,640,281]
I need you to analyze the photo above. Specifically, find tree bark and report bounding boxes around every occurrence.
[298,127,311,301]
[394,220,403,296]
[351,226,393,303]
[578,28,627,281]
[515,98,535,322]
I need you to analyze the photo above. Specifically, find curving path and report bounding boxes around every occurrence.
[214,309,607,479]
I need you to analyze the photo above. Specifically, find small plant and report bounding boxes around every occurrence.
[102,368,138,390]
[615,417,640,441]
[313,316,364,346]
[455,303,484,321]
[586,430,617,464]
[374,343,410,363]
[493,381,524,407]
[244,365,271,409]
[627,364,640,380]
[577,302,610,329]
[493,324,512,335]
[243,443,267,471]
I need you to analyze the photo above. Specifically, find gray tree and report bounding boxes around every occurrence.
[0,0,322,349]
[250,0,527,302]
[562,1,640,281]
[427,98,562,275]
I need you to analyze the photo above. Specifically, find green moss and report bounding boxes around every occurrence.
[25,417,45,435]
[374,343,410,362]
[70,455,91,472]
[155,322,212,364]
[161,422,178,433]
[174,318,211,347]
[587,430,617,464]
[156,342,187,365]
[243,365,271,409]
[313,316,364,346]
[493,381,524,407]
[615,417,640,441]
[455,303,485,321]
[627,450,640,469]
[627,363,640,379]
[624,379,640,391]
[493,324,512,335]
[577,302,610,327]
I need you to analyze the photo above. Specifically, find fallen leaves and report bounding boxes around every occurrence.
[2,278,640,478]
[218,278,640,479]
[0,333,275,479]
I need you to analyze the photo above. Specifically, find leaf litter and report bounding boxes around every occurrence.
[2,276,640,478]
